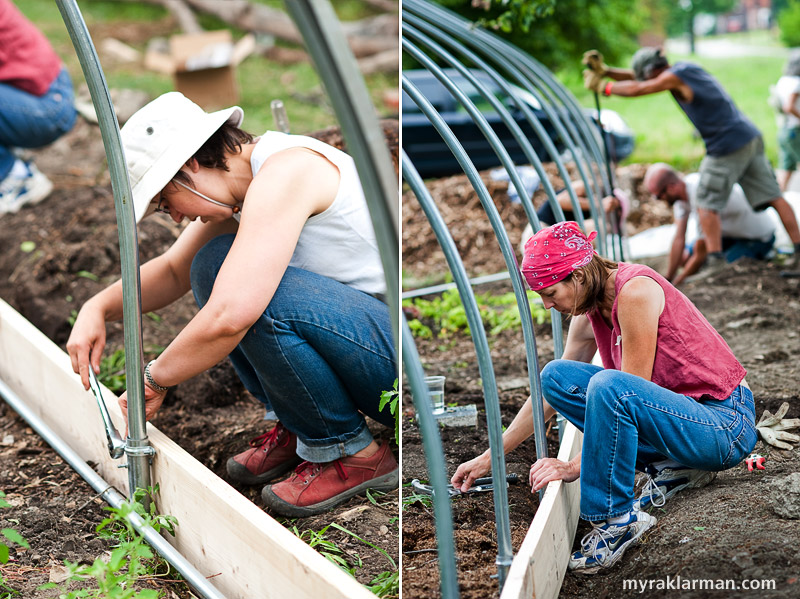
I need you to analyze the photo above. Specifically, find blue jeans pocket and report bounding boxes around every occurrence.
[722,418,757,469]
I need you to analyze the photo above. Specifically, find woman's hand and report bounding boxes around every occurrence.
[451,452,491,493]
[66,303,107,390]
[529,457,580,492]
[118,382,168,437]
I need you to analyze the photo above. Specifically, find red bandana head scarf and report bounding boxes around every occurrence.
[521,221,597,290]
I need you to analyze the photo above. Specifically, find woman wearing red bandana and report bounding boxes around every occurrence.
[452,221,756,572]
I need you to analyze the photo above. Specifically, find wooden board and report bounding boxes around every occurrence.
[0,299,376,599]
[500,422,582,599]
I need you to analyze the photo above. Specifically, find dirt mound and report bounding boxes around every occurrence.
[402,162,672,286]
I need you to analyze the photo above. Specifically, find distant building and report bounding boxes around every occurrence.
[716,0,773,33]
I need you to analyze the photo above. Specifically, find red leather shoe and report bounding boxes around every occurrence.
[226,422,301,485]
[261,442,398,517]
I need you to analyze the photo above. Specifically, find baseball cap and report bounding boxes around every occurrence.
[631,47,668,81]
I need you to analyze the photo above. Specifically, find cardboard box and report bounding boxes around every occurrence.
[144,31,255,110]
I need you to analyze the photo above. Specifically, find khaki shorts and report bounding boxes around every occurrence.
[696,136,781,212]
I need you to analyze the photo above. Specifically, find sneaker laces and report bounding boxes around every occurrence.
[580,521,626,566]
[639,473,667,508]
[249,423,290,451]
[291,459,349,484]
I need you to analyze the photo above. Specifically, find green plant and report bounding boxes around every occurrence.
[368,570,399,599]
[291,524,359,576]
[330,523,395,569]
[401,482,433,511]
[364,489,393,508]
[379,379,399,444]
[76,271,99,282]
[403,288,550,339]
[0,492,29,598]
[40,487,179,599]
[99,350,127,394]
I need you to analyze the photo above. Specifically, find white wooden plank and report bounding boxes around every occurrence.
[500,422,582,599]
[0,299,376,599]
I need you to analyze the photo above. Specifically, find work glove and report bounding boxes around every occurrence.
[756,402,800,450]
[582,69,605,94]
[582,49,608,76]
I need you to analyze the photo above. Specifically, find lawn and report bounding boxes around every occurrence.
[22,0,396,135]
[559,36,788,171]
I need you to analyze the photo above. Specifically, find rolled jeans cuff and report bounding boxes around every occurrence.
[295,421,374,463]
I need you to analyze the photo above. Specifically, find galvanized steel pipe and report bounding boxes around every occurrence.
[0,377,226,599]
[55,0,152,499]
[402,319,460,599]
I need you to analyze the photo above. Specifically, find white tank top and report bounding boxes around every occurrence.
[246,131,386,296]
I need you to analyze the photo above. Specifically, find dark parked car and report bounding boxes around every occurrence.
[402,69,634,179]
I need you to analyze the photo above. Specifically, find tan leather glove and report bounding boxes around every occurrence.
[756,402,800,450]
[582,49,608,76]
[582,69,605,94]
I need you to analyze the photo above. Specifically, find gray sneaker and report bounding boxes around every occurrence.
[635,465,716,510]
[0,159,53,214]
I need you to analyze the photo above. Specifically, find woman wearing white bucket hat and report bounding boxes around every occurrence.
[66,92,398,517]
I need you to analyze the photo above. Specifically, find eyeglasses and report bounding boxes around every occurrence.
[154,193,170,215]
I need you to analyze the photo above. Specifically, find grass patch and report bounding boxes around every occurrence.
[559,37,786,171]
[21,0,396,136]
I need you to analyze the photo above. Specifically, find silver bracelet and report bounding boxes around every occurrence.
[144,360,170,392]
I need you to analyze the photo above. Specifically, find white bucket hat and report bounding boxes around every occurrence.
[121,92,244,222]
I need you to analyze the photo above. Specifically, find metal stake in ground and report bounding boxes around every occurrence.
[592,89,625,261]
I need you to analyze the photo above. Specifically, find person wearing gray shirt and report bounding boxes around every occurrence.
[583,46,800,271]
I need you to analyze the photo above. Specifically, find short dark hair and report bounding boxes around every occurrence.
[172,123,254,188]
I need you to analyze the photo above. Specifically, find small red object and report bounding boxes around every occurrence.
[604,81,614,97]
[745,454,766,472]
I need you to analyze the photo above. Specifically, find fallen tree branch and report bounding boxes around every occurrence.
[159,0,202,33]
[357,48,399,75]
[182,0,398,56]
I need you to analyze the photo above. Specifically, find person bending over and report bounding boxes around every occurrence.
[583,46,800,269]
[453,222,756,572]
[67,92,397,517]
[644,163,775,285]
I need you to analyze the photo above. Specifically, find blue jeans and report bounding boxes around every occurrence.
[0,68,77,179]
[722,234,774,262]
[541,359,757,522]
[190,234,396,463]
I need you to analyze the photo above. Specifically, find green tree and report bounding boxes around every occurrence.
[658,0,737,53]
[428,0,647,71]
[778,0,800,47]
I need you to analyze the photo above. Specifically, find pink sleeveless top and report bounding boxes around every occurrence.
[0,0,62,96]
[585,263,745,401]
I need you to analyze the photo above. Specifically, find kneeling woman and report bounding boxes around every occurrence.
[453,221,756,572]
[67,92,397,517]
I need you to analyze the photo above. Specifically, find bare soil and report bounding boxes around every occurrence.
[401,166,800,598]
[0,116,398,596]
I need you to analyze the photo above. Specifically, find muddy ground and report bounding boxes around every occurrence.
[401,167,800,598]
[0,114,398,596]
